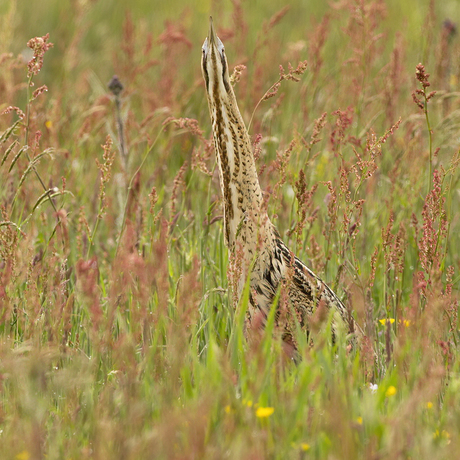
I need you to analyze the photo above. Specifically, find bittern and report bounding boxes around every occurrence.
[201,17,361,348]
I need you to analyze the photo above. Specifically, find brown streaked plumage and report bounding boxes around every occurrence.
[201,17,362,347]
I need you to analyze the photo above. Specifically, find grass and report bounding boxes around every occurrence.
[1,0,460,458]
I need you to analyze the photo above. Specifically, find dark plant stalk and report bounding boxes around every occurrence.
[108,75,127,170]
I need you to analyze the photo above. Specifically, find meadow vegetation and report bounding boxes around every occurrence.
[1,0,460,458]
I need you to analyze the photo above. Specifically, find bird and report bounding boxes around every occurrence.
[201,17,362,350]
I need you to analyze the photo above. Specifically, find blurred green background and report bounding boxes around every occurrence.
[6,0,459,89]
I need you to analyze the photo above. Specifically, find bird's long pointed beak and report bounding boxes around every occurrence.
[208,16,218,46]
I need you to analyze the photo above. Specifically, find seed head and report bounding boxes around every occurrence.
[108,75,124,96]
[412,63,436,110]
[27,33,53,77]
[415,63,430,89]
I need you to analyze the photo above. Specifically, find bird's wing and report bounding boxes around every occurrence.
[274,234,363,336]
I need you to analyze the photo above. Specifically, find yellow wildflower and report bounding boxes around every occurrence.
[379,318,395,325]
[224,405,232,414]
[398,319,411,327]
[45,120,53,129]
[16,452,30,460]
[385,385,397,397]
[426,401,433,409]
[433,429,450,440]
[301,443,310,451]
[256,406,275,418]
[356,416,363,425]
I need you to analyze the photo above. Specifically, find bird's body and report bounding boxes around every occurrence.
[202,18,360,346]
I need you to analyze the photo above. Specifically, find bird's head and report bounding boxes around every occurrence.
[201,17,232,97]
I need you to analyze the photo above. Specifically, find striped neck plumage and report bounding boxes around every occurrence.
[201,17,263,247]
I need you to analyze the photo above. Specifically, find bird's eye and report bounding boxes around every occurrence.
[217,39,225,56]
[202,38,208,56]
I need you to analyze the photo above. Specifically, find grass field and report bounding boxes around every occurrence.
[1,0,460,458]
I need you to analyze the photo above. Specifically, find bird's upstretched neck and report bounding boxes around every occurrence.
[201,17,263,248]
[201,17,362,347]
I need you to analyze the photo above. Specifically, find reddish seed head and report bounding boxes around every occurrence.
[26,33,53,77]
[1,105,25,119]
[230,64,246,86]
[32,85,48,100]
[412,63,436,110]
[415,63,430,88]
